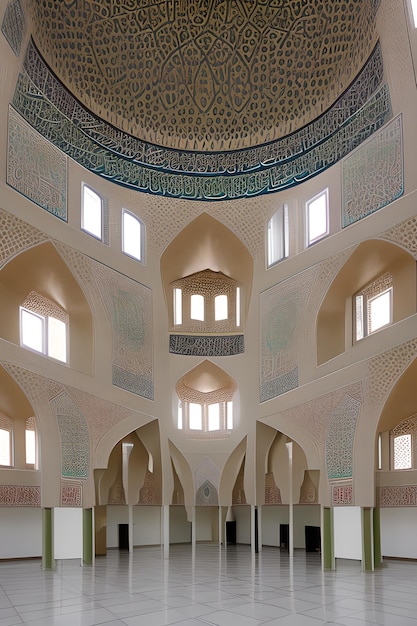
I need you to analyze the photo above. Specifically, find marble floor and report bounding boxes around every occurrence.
[1,545,417,625]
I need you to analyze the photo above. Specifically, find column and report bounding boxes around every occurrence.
[42,507,54,570]
[162,505,169,559]
[373,507,382,568]
[322,506,335,570]
[362,507,373,572]
[83,508,93,565]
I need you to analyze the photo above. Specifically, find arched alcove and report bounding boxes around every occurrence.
[0,242,93,374]
[317,240,416,364]
[161,213,253,329]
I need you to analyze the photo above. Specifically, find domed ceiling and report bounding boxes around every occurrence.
[29,0,378,152]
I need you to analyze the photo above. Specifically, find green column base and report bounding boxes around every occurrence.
[323,507,334,570]
[42,508,55,570]
[83,508,93,565]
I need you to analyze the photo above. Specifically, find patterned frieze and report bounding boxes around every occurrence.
[342,115,403,227]
[7,107,67,219]
[378,485,417,507]
[50,391,90,479]
[169,334,244,356]
[60,481,82,507]
[0,485,40,507]
[332,483,353,506]
[326,393,361,480]
[11,39,391,200]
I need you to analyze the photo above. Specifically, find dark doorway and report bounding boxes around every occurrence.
[118,523,129,550]
[305,525,321,553]
[226,520,236,545]
[280,524,289,550]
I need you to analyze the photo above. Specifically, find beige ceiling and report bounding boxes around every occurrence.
[28,0,378,151]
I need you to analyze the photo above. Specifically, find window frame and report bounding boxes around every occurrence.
[81,183,104,241]
[354,284,393,342]
[267,203,289,267]
[306,188,329,246]
[122,208,145,263]
[0,427,12,467]
[20,306,69,364]
[177,399,233,433]
[392,433,413,470]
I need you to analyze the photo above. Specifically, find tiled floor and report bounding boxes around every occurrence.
[1,545,417,625]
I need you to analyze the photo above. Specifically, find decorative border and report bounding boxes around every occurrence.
[1,0,25,56]
[60,481,82,507]
[0,485,41,507]
[169,334,244,356]
[11,40,392,201]
[332,483,353,506]
[378,485,417,507]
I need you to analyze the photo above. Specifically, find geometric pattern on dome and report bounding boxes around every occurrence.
[342,115,403,227]
[29,1,378,151]
[260,266,317,402]
[366,339,417,408]
[7,107,67,220]
[92,262,154,400]
[1,0,25,56]
[0,210,47,270]
[12,40,392,200]
[326,393,361,480]
[380,216,417,260]
[50,391,90,479]
[169,335,244,357]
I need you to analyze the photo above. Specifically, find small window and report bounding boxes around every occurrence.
[191,294,205,321]
[306,189,328,246]
[174,288,182,325]
[215,295,228,321]
[236,287,241,328]
[82,184,102,240]
[409,0,417,27]
[20,307,68,363]
[25,429,36,465]
[393,434,412,470]
[189,403,202,430]
[268,204,289,266]
[122,210,144,262]
[0,428,12,466]
[354,277,392,342]
[208,403,220,431]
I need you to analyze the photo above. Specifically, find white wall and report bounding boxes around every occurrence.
[54,507,83,559]
[334,506,362,561]
[169,505,191,544]
[107,505,129,548]
[380,507,417,559]
[232,505,251,544]
[261,505,321,548]
[195,506,216,542]
[0,507,42,559]
[133,506,161,546]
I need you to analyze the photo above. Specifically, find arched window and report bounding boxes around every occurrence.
[20,291,68,363]
[122,209,145,262]
[176,361,237,437]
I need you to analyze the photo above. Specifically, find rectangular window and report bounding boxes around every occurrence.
[82,184,102,240]
[226,401,233,430]
[122,209,144,262]
[306,189,329,246]
[208,404,220,431]
[48,316,67,362]
[236,287,241,327]
[20,308,44,353]
[25,429,36,465]
[173,288,182,325]
[190,294,205,321]
[215,295,228,321]
[189,403,202,430]
[20,308,68,363]
[368,289,392,334]
[393,434,412,470]
[177,402,183,429]
[0,428,11,466]
[410,0,417,27]
[267,204,289,267]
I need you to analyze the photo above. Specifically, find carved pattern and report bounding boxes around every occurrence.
[366,339,417,408]
[196,480,219,506]
[380,216,417,259]
[332,484,353,506]
[342,115,403,227]
[232,459,246,505]
[61,482,82,507]
[264,472,282,505]
[260,266,317,401]
[378,485,417,507]
[50,391,90,479]
[0,209,48,270]
[7,107,67,220]
[299,472,317,504]
[12,40,391,200]
[326,394,361,480]
[1,0,25,56]
[170,335,244,356]
[138,469,161,505]
[0,485,40,507]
